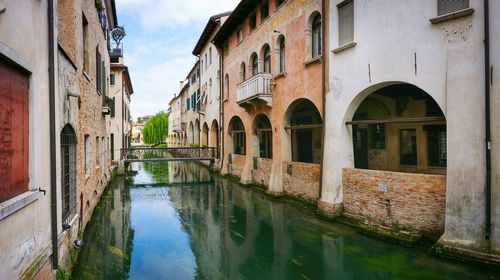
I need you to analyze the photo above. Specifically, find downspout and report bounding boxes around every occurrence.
[48,0,58,269]
[318,0,326,198]
[484,0,491,241]
[121,70,125,152]
[219,48,224,167]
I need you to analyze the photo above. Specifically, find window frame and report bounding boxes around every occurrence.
[338,0,354,46]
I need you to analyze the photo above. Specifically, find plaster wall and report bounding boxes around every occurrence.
[0,0,53,278]
[109,66,132,160]
[323,0,492,252]
[222,0,323,193]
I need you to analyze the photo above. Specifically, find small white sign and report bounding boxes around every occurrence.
[378,183,388,193]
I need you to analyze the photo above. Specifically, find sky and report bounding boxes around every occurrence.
[116,0,240,119]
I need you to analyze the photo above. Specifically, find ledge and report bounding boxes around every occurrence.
[429,8,474,24]
[273,72,286,79]
[332,41,357,54]
[0,190,40,220]
[304,55,322,66]
[83,70,92,82]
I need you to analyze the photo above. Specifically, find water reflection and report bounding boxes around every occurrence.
[72,162,500,280]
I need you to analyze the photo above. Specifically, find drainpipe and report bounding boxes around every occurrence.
[318,0,327,199]
[48,0,58,269]
[219,49,224,167]
[484,0,491,241]
[122,70,125,153]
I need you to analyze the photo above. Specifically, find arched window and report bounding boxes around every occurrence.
[229,117,246,155]
[286,99,322,163]
[279,36,286,73]
[61,124,77,224]
[312,14,322,58]
[251,54,259,76]
[224,74,229,100]
[263,46,271,73]
[254,114,272,158]
[239,62,246,82]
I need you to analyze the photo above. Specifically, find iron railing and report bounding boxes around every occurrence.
[121,147,218,162]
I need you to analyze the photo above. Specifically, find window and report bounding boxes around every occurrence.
[82,13,89,73]
[205,54,208,69]
[237,27,243,43]
[338,1,354,46]
[84,135,90,174]
[438,0,469,15]
[289,100,322,163]
[101,137,106,172]
[96,137,100,166]
[263,46,271,73]
[110,97,116,117]
[110,74,115,86]
[61,125,76,224]
[187,97,191,110]
[312,14,322,58]
[279,36,286,73]
[110,133,114,161]
[224,74,229,100]
[255,115,272,159]
[426,125,446,167]
[230,118,246,155]
[209,47,212,65]
[249,13,257,31]
[191,74,196,84]
[0,60,29,203]
[251,54,258,75]
[276,0,284,8]
[370,124,385,149]
[400,129,417,166]
[240,62,246,82]
[201,60,204,74]
[261,1,269,20]
[96,48,105,95]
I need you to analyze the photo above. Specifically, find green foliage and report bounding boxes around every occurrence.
[56,268,71,280]
[142,111,168,144]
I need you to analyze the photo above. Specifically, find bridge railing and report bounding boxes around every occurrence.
[121,147,218,162]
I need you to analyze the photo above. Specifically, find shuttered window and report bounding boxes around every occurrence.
[438,0,469,16]
[338,0,354,46]
[0,60,29,202]
[61,125,76,224]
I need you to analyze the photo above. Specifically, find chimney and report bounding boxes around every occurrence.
[179,81,184,91]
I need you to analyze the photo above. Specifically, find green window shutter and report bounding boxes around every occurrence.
[110,97,115,117]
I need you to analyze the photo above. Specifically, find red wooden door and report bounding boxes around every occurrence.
[0,59,29,202]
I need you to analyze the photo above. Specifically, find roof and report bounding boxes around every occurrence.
[212,0,261,47]
[185,61,200,80]
[192,11,232,55]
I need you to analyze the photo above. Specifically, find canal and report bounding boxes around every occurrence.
[72,161,499,279]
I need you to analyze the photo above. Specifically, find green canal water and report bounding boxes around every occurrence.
[72,161,499,279]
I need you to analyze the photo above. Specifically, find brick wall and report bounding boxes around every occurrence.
[252,157,272,187]
[229,154,245,178]
[32,258,53,280]
[342,168,446,235]
[282,161,320,202]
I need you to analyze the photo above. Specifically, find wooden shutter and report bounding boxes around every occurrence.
[339,1,354,46]
[96,49,101,92]
[110,97,115,117]
[0,60,29,202]
[438,0,469,15]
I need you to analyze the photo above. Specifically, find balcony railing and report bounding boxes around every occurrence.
[236,73,273,107]
[172,123,181,132]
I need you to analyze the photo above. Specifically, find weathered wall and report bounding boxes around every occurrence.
[221,0,323,196]
[252,157,272,187]
[322,0,492,254]
[343,168,446,236]
[228,154,246,179]
[282,161,320,202]
[0,0,53,278]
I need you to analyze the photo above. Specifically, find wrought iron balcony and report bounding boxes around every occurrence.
[236,73,273,108]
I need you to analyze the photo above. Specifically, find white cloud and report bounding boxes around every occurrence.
[117,0,239,31]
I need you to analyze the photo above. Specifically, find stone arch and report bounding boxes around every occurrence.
[283,98,322,163]
[201,122,209,146]
[251,113,272,159]
[228,116,246,155]
[210,119,220,157]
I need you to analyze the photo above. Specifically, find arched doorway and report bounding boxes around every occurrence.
[61,124,77,224]
[188,121,194,145]
[284,99,322,163]
[348,83,446,174]
[210,120,220,158]
[201,122,209,146]
[195,119,200,145]
[228,116,246,155]
[252,114,272,158]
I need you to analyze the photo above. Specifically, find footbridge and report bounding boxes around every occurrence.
[121,147,218,163]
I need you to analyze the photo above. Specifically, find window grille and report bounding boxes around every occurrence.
[438,0,469,16]
[61,125,77,224]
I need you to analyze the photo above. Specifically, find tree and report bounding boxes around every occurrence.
[142,111,168,145]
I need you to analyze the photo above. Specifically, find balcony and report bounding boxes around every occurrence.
[172,123,182,132]
[236,73,273,108]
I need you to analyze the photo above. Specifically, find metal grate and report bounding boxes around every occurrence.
[438,0,469,16]
[61,125,77,224]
